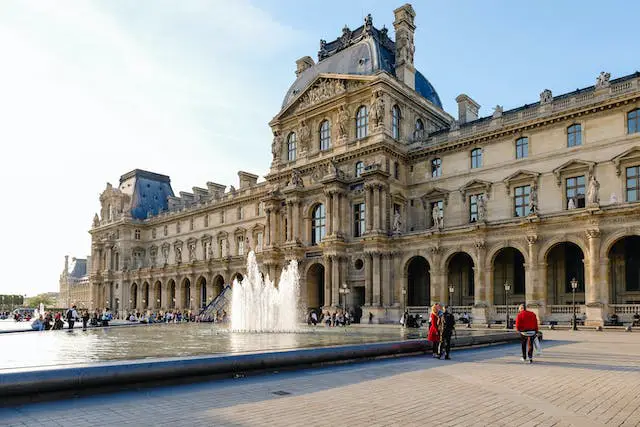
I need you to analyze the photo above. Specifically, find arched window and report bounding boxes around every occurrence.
[567,124,582,147]
[319,120,331,151]
[356,106,368,139]
[311,204,326,245]
[287,132,297,161]
[431,158,442,177]
[471,148,482,169]
[515,137,528,159]
[355,161,364,178]
[628,109,639,134]
[392,105,401,139]
[414,118,425,140]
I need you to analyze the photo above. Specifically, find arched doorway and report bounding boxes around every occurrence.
[447,253,474,306]
[168,280,176,309]
[142,282,150,309]
[546,242,585,305]
[153,281,162,309]
[213,275,225,299]
[306,263,325,310]
[197,276,207,309]
[407,256,430,306]
[492,248,525,305]
[608,236,640,304]
[232,273,244,283]
[130,283,138,310]
[182,278,191,310]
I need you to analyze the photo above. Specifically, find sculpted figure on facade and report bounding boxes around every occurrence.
[298,120,311,152]
[161,244,169,264]
[188,242,196,262]
[225,239,230,257]
[370,91,385,128]
[175,246,182,264]
[290,168,304,187]
[596,71,611,89]
[528,184,538,214]
[540,89,553,104]
[492,105,503,118]
[337,106,349,138]
[587,175,600,205]
[296,79,346,111]
[272,130,283,162]
[392,208,402,234]
[432,203,443,230]
[330,158,345,179]
[92,213,100,227]
[568,198,576,210]
[477,194,487,221]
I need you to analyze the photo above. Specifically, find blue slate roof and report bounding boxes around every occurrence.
[281,21,442,110]
[120,170,174,220]
[68,258,87,278]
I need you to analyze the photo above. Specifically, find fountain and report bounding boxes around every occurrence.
[231,251,299,332]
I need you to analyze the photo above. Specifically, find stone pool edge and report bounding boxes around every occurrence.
[0,331,518,399]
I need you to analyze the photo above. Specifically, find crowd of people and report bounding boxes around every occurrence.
[308,309,357,327]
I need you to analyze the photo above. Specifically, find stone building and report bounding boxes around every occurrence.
[59,255,90,309]
[87,4,640,325]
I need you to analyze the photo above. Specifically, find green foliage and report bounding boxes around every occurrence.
[24,294,54,308]
[0,294,24,309]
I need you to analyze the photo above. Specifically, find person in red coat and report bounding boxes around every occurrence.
[428,303,442,358]
[515,303,538,363]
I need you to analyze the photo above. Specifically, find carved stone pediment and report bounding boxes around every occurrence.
[460,179,492,200]
[422,187,450,205]
[503,170,540,194]
[234,227,246,236]
[216,230,228,240]
[612,146,640,176]
[552,159,596,185]
[200,233,212,243]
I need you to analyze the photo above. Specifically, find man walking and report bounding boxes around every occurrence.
[515,304,538,363]
[439,305,456,360]
[66,305,79,330]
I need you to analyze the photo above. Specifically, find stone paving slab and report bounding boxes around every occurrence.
[0,331,639,426]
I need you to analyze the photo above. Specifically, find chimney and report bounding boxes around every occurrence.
[393,3,416,89]
[295,56,315,77]
[64,255,69,273]
[455,94,480,124]
[238,171,259,189]
[206,182,226,199]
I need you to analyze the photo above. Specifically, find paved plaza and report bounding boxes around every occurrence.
[1,330,639,426]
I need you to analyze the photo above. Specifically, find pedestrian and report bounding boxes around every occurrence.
[439,305,456,360]
[427,303,441,358]
[368,312,374,324]
[66,305,79,330]
[81,310,90,331]
[515,303,538,363]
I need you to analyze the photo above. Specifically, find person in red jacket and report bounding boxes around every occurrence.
[515,304,538,363]
[427,304,441,358]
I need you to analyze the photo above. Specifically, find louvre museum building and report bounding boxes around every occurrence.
[79,4,640,326]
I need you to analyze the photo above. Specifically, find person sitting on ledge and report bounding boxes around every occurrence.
[633,312,640,327]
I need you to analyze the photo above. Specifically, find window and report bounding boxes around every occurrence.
[134,229,141,240]
[355,161,364,178]
[567,124,582,147]
[163,225,168,236]
[353,203,365,237]
[394,161,400,179]
[469,194,480,222]
[237,236,244,256]
[152,229,156,239]
[319,120,331,151]
[515,137,528,159]
[566,176,586,209]
[392,105,401,139]
[471,148,482,169]
[430,200,443,227]
[431,158,442,177]
[176,222,181,233]
[626,166,640,202]
[311,204,326,245]
[287,132,297,161]
[514,185,531,217]
[220,211,225,224]
[629,109,640,134]
[414,119,425,139]
[356,106,368,139]
[204,215,209,228]
[189,218,194,231]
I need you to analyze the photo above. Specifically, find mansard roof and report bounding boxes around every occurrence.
[119,169,175,221]
[280,16,442,111]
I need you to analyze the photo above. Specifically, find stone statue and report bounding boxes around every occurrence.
[596,71,611,89]
[298,120,310,152]
[175,246,182,264]
[528,185,538,214]
[568,198,576,210]
[370,91,385,128]
[432,204,443,230]
[271,131,282,162]
[229,185,236,195]
[162,246,169,264]
[330,158,344,179]
[477,195,487,221]
[540,89,553,104]
[92,213,100,227]
[291,168,304,187]
[337,106,349,138]
[225,239,230,257]
[188,243,196,262]
[492,105,503,118]
[392,209,402,233]
[587,175,600,205]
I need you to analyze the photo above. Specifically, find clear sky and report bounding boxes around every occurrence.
[0,0,637,296]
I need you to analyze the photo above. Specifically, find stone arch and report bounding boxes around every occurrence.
[440,247,478,272]
[601,228,640,256]
[491,247,526,305]
[405,256,430,307]
[399,250,434,279]
[306,263,325,310]
[231,272,244,283]
[212,274,225,299]
[167,279,176,309]
[196,276,207,309]
[445,252,475,306]
[181,277,191,310]
[486,241,529,269]
[130,282,138,310]
[153,280,162,309]
[607,235,640,304]
[545,241,585,306]
[142,281,150,309]
[539,235,589,263]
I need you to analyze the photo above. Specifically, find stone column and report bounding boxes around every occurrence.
[324,256,332,307]
[332,256,340,307]
[372,252,382,306]
[373,185,381,231]
[292,200,300,242]
[325,190,333,236]
[364,184,373,233]
[265,209,272,246]
[105,245,112,272]
[175,277,183,310]
[382,253,393,307]
[599,257,610,304]
[380,187,387,234]
[332,192,340,236]
[364,253,373,305]
[525,235,545,322]
[585,229,604,326]
[472,241,489,324]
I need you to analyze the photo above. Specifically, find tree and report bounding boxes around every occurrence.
[25,294,54,308]
[0,294,24,310]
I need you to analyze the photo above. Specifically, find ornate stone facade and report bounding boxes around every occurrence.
[83,4,640,326]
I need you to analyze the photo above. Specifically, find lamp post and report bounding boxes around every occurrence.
[570,277,578,331]
[401,287,407,314]
[338,283,350,313]
[504,282,511,329]
[448,284,455,306]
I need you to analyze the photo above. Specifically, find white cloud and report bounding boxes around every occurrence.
[0,0,301,295]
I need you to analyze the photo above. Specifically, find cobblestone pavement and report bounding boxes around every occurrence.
[1,331,639,427]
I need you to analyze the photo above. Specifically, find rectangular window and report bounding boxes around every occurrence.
[514,185,531,217]
[163,225,168,236]
[566,176,586,209]
[353,203,365,237]
[629,109,640,134]
[152,229,157,239]
[189,218,194,231]
[567,124,582,147]
[431,158,442,177]
[220,211,225,224]
[394,162,400,179]
[176,222,181,233]
[516,137,528,159]
[430,200,443,227]
[237,237,244,256]
[627,166,640,202]
[471,148,482,169]
[204,215,209,228]
[134,229,141,240]
[469,194,479,222]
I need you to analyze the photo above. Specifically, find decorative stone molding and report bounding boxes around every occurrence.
[526,235,538,245]
[586,229,601,239]
[552,159,596,186]
[503,170,540,195]
[612,146,640,176]
[460,179,492,201]
[422,187,450,206]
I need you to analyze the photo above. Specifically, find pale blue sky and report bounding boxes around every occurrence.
[0,0,637,295]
